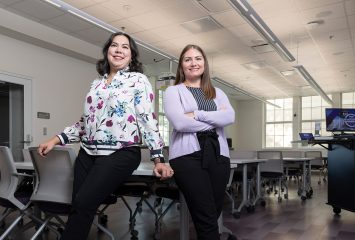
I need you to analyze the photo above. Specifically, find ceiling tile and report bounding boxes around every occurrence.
[299,2,346,22]
[109,18,144,34]
[82,4,123,23]
[47,13,94,32]
[211,10,244,27]
[295,0,343,11]
[10,0,64,21]
[74,26,111,45]
[345,0,355,15]
[102,0,158,18]
[62,0,98,9]
[0,0,22,6]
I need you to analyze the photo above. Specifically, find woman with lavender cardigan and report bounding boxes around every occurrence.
[163,44,236,240]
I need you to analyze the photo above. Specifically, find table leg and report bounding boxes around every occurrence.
[236,164,248,212]
[253,163,263,205]
[301,161,307,200]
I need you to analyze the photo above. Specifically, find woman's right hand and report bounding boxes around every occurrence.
[38,136,60,157]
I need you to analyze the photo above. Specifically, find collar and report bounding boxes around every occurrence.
[103,66,130,79]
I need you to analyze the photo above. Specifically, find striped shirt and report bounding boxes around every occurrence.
[187,86,217,112]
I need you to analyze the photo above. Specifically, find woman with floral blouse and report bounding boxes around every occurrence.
[38,32,173,240]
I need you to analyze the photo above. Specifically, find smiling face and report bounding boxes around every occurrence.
[182,48,205,82]
[107,35,132,73]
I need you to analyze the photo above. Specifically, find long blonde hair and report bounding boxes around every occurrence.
[174,44,216,99]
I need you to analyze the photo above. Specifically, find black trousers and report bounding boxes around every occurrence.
[170,151,230,240]
[61,147,141,240]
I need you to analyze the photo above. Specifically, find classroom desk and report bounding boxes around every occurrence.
[227,159,267,217]
[283,157,313,200]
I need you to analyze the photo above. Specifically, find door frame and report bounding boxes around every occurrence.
[0,71,32,149]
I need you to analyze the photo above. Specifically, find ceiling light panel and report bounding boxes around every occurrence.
[181,16,222,33]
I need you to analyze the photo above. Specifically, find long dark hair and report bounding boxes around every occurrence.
[96,32,143,76]
[175,44,216,99]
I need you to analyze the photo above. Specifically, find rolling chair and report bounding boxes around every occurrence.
[258,151,287,202]
[28,146,115,240]
[113,147,157,240]
[305,151,327,184]
[0,146,39,240]
[282,151,303,184]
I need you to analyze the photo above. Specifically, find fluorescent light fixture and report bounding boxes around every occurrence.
[44,0,61,8]
[227,0,295,62]
[213,77,281,108]
[294,65,333,105]
[41,0,175,61]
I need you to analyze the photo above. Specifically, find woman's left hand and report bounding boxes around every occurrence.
[153,163,174,180]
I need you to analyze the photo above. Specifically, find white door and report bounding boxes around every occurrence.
[0,72,32,162]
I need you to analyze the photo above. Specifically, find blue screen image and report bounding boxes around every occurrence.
[326,108,355,132]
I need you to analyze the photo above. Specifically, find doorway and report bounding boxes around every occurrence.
[0,72,32,162]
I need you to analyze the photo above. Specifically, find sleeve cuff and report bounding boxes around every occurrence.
[150,149,165,163]
[57,133,68,145]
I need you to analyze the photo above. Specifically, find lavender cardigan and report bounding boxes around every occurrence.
[163,83,235,160]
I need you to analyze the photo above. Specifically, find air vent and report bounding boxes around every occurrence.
[181,16,222,33]
[251,43,274,54]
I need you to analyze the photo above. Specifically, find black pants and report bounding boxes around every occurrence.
[170,151,230,240]
[61,147,141,240]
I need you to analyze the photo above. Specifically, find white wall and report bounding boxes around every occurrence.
[0,33,97,146]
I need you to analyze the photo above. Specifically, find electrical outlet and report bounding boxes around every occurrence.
[43,127,47,135]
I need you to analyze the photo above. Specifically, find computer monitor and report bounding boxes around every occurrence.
[326,108,355,132]
[299,133,314,140]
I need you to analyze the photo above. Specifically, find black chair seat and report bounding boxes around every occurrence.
[115,184,151,197]
[155,187,179,200]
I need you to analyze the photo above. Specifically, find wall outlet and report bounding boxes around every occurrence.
[43,127,47,136]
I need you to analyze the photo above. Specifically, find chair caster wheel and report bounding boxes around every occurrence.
[232,212,240,219]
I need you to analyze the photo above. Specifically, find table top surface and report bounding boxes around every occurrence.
[283,157,314,162]
[230,158,267,164]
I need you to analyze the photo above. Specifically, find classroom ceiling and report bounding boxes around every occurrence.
[1,0,354,101]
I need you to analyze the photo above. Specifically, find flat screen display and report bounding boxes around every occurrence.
[326,108,355,132]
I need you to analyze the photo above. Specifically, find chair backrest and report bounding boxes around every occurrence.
[282,150,303,158]
[28,146,76,204]
[22,148,32,162]
[305,151,323,167]
[0,146,26,209]
[257,151,283,173]
[140,147,151,162]
[229,150,256,159]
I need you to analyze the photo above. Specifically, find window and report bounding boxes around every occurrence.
[158,89,170,145]
[342,92,355,108]
[301,95,332,136]
[265,98,293,148]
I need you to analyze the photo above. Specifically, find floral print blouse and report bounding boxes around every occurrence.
[57,68,164,160]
